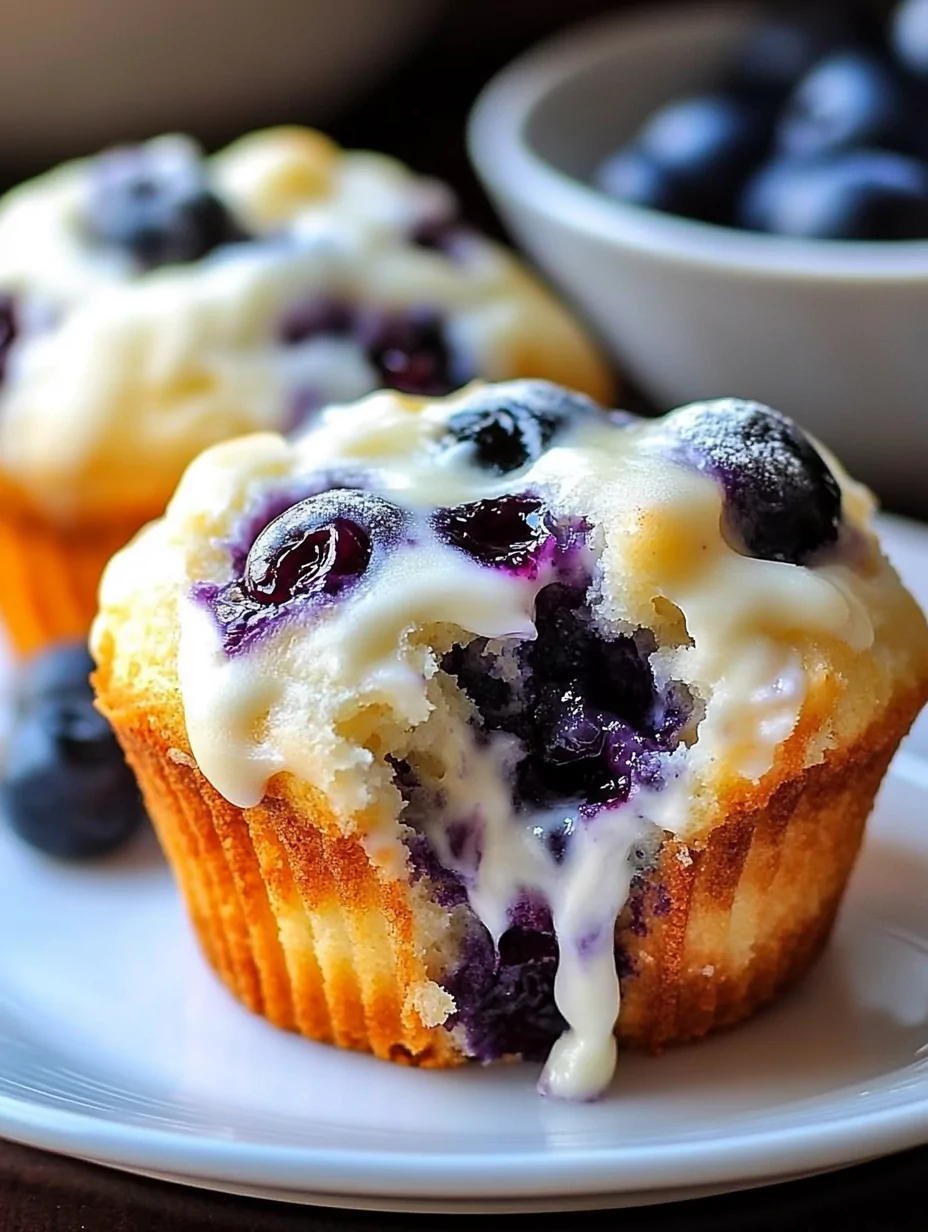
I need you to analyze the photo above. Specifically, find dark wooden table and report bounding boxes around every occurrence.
[1,1138,926,1231]
[1,3,925,1226]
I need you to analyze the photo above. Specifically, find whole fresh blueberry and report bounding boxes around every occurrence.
[893,0,928,78]
[16,641,95,708]
[667,399,842,565]
[596,146,700,217]
[740,149,928,238]
[432,495,550,570]
[777,50,914,159]
[598,93,772,223]
[2,661,144,859]
[0,293,17,384]
[727,2,876,100]
[444,380,600,475]
[87,141,245,269]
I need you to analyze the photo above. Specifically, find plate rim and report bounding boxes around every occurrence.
[0,1077,924,1199]
[0,756,926,1201]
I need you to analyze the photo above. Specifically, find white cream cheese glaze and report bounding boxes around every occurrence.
[0,128,607,524]
[97,382,910,1099]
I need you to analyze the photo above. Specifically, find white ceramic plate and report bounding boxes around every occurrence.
[0,517,925,1214]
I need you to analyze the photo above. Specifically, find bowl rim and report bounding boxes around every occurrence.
[467,0,928,282]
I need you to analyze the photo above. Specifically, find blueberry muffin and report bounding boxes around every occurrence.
[91,381,928,1099]
[0,127,610,655]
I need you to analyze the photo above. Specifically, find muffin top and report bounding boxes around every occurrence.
[93,380,928,1097]
[0,128,610,526]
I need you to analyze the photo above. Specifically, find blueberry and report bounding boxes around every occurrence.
[87,141,245,269]
[740,149,928,238]
[540,686,605,764]
[777,50,914,159]
[668,399,842,565]
[17,641,94,707]
[242,490,403,605]
[893,0,928,77]
[278,297,468,397]
[443,581,692,816]
[432,496,550,570]
[0,293,17,384]
[727,2,875,100]
[597,93,772,223]
[444,923,566,1063]
[208,490,407,653]
[357,307,462,396]
[596,146,698,217]
[444,381,599,475]
[2,652,144,859]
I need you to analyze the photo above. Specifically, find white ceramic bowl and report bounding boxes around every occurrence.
[468,2,928,516]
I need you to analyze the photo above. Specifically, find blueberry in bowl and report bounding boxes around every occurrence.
[468,1,928,514]
[596,92,774,225]
[2,641,146,859]
[92,379,928,1099]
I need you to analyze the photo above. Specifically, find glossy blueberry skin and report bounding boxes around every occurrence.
[243,505,372,606]
[893,0,928,78]
[727,2,876,100]
[432,496,549,571]
[777,50,914,159]
[2,643,145,859]
[598,94,772,223]
[669,400,842,565]
[206,489,408,655]
[740,149,928,239]
[87,143,244,269]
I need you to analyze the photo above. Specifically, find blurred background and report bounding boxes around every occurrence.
[1,0,924,511]
[0,0,640,205]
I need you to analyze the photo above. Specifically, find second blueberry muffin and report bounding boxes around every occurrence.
[0,128,610,655]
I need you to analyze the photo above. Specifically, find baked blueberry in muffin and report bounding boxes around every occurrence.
[92,380,928,1099]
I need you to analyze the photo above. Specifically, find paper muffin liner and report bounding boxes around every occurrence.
[0,498,142,657]
[97,684,917,1064]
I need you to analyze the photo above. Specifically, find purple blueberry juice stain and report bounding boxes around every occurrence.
[404,831,469,910]
[577,926,606,958]
[654,883,673,917]
[429,558,693,1062]
[445,817,484,873]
